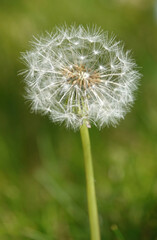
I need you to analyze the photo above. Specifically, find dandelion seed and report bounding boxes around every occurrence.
[21,25,141,130]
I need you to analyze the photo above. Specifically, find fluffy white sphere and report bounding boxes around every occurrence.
[22,25,141,130]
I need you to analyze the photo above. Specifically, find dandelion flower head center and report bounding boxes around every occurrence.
[62,64,100,89]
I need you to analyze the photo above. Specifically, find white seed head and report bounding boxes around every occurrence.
[21,25,141,130]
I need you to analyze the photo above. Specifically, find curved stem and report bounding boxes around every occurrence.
[80,123,101,240]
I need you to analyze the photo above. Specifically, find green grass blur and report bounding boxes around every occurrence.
[0,0,157,239]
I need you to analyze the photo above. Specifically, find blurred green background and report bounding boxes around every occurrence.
[0,0,157,239]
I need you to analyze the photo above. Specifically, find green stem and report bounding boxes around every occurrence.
[80,122,101,240]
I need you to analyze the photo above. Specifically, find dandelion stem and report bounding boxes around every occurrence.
[80,122,101,240]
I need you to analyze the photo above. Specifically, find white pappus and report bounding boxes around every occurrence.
[21,25,141,130]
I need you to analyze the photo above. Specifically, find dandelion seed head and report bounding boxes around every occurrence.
[21,25,141,130]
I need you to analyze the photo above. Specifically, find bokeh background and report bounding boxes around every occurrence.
[0,0,157,239]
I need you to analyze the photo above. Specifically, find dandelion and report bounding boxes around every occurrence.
[21,25,141,240]
[22,25,140,130]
